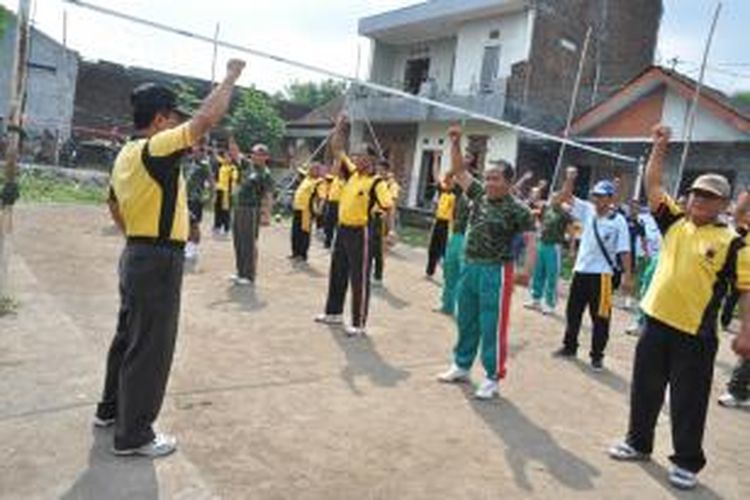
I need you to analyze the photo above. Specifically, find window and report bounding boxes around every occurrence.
[404,58,431,95]
[479,45,501,94]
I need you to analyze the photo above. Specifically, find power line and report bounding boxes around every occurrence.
[61,0,638,165]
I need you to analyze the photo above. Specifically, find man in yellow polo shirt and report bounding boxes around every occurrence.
[290,164,325,262]
[315,115,393,336]
[609,125,750,490]
[323,169,344,249]
[369,159,398,287]
[426,173,456,278]
[95,59,246,458]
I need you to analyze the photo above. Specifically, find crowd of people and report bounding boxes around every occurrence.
[97,58,750,492]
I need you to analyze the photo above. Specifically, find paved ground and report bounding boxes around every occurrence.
[0,204,748,500]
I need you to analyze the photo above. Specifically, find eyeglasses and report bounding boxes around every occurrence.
[690,189,723,201]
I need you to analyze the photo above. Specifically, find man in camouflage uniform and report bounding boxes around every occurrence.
[437,124,537,400]
[231,143,275,285]
[184,145,214,261]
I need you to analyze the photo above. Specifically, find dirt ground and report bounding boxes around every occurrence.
[0,204,748,500]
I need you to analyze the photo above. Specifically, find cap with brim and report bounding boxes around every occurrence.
[252,144,270,154]
[688,174,731,199]
[590,180,615,197]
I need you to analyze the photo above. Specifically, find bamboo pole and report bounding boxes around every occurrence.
[548,26,593,200]
[673,2,722,196]
[1,0,33,297]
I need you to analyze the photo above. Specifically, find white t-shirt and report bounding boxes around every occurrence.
[571,198,631,274]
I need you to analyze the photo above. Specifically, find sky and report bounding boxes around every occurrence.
[2,0,749,95]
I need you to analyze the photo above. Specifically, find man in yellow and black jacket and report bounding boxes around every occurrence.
[426,172,456,277]
[369,159,399,287]
[323,170,344,249]
[315,115,393,336]
[609,125,750,490]
[96,60,246,458]
[290,164,325,261]
[213,150,239,234]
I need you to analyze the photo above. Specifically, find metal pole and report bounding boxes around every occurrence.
[634,157,645,201]
[210,22,220,85]
[61,0,638,165]
[1,0,33,297]
[673,2,722,197]
[549,26,594,200]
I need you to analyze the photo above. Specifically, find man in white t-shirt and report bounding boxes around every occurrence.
[553,167,633,371]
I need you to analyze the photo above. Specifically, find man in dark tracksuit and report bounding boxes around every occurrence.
[609,125,750,490]
[232,143,274,285]
[95,60,245,458]
[315,115,393,337]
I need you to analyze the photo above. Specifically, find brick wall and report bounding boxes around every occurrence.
[508,0,662,133]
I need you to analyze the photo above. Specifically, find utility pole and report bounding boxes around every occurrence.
[549,25,593,199]
[1,0,33,297]
[674,2,722,196]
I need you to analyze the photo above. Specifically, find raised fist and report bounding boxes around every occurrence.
[226,59,246,80]
[651,125,671,146]
[448,123,462,143]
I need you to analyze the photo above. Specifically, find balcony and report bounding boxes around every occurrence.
[360,0,529,44]
[348,79,507,124]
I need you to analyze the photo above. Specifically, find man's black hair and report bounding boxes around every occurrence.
[130,83,179,130]
[488,159,516,182]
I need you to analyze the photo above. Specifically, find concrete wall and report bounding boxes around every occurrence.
[371,36,457,92]
[452,10,531,95]
[0,20,78,142]
[510,0,662,132]
[407,120,518,205]
[661,89,749,143]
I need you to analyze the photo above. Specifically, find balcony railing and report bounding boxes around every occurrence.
[348,79,507,123]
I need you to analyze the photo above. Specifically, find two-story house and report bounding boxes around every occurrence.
[353,0,662,208]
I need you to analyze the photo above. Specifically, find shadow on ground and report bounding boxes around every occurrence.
[636,461,723,500]
[207,286,268,313]
[60,428,158,500]
[571,358,630,395]
[372,286,411,310]
[467,392,600,493]
[326,326,410,395]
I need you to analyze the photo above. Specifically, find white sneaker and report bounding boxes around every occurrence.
[228,274,240,283]
[523,300,541,311]
[718,392,750,408]
[371,278,383,289]
[608,441,650,461]
[314,314,343,325]
[668,465,698,490]
[625,322,641,336]
[541,304,555,316]
[474,378,499,400]
[437,364,470,384]
[344,325,366,337]
[112,433,177,458]
[235,277,253,286]
[92,415,114,428]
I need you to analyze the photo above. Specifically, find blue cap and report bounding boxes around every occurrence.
[591,180,616,197]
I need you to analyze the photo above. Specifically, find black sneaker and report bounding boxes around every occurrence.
[591,359,604,372]
[552,347,576,358]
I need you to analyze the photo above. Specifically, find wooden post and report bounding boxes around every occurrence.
[548,26,593,199]
[673,2,722,196]
[1,0,33,297]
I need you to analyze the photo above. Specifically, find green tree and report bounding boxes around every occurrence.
[174,80,202,115]
[282,79,346,108]
[230,87,285,152]
[733,91,750,110]
[0,5,9,39]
